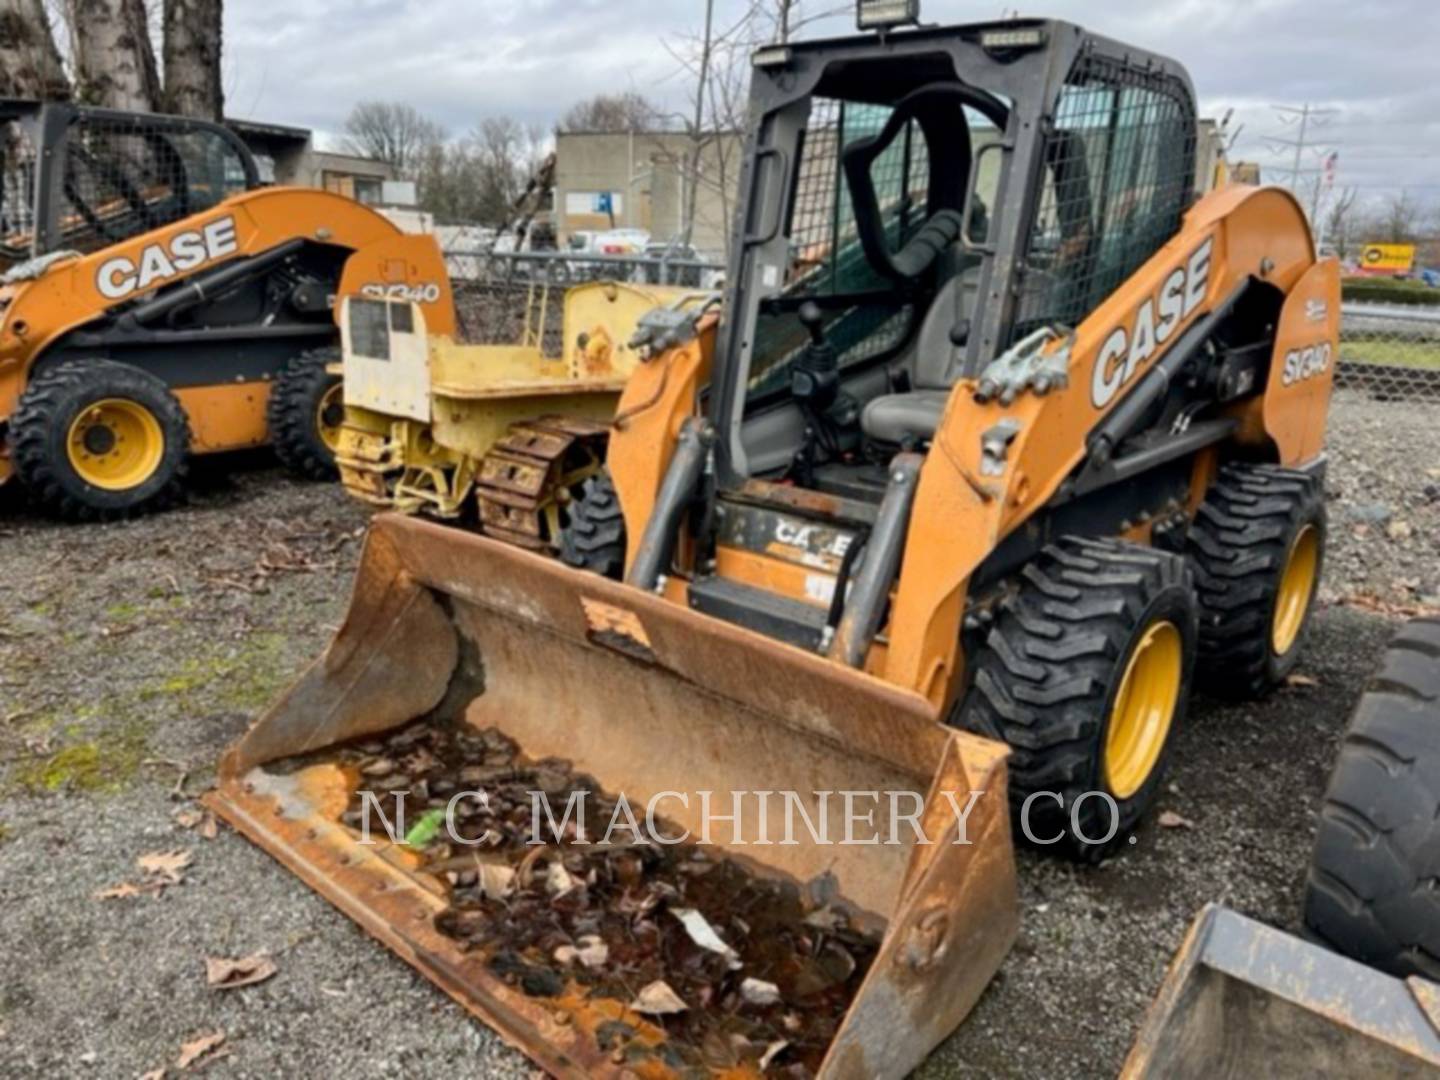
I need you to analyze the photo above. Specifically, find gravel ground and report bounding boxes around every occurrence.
[0,395,1433,1079]
[1325,392,1440,609]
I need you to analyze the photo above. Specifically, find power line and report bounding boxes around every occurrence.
[1264,103,1340,190]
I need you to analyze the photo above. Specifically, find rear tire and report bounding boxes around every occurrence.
[560,471,626,580]
[955,538,1199,862]
[11,358,189,521]
[1187,464,1326,700]
[269,346,342,481]
[1302,619,1440,980]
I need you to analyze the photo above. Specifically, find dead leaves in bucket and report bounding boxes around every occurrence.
[310,718,883,1077]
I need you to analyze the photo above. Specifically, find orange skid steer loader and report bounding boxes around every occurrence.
[0,100,440,520]
[211,14,1339,1075]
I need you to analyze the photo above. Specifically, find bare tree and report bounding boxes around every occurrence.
[415,139,487,223]
[66,0,161,112]
[1371,190,1426,245]
[0,0,71,99]
[162,0,223,119]
[759,0,851,42]
[558,92,658,134]
[472,116,546,226]
[1321,186,1359,257]
[657,1,835,253]
[343,102,447,177]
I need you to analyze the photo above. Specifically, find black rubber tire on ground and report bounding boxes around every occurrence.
[560,471,626,580]
[268,346,342,482]
[954,537,1199,862]
[1187,463,1326,700]
[1302,619,1440,980]
[10,358,189,522]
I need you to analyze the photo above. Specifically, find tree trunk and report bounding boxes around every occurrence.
[0,0,71,99]
[67,0,161,113]
[163,0,223,120]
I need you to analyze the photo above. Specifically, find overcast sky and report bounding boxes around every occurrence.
[223,0,1440,205]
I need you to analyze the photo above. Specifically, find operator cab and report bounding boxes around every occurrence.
[1,100,258,269]
[667,17,1198,655]
[714,19,1196,501]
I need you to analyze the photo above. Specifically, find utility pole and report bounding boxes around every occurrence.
[1265,103,1339,234]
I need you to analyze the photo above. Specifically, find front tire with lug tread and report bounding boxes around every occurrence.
[954,537,1199,862]
[560,470,626,580]
[1187,463,1326,700]
[11,358,189,521]
[269,346,343,482]
[1302,618,1440,980]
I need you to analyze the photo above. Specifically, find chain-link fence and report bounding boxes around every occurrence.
[435,247,1440,395]
[1337,302,1440,401]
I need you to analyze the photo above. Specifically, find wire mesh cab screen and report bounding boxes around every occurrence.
[1012,53,1196,341]
[747,95,1001,401]
[1,119,39,264]
[3,110,252,263]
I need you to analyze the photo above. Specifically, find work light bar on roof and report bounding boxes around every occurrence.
[857,0,920,32]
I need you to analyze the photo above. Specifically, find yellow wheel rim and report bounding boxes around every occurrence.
[66,398,165,491]
[1272,524,1320,657]
[316,382,345,452]
[1105,620,1184,801]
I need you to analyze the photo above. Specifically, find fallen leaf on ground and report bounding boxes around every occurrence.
[1285,674,1320,689]
[95,882,144,901]
[554,935,609,970]
[173,808,219,840]
[759,1040,789,1070]
[139,1070,165,1080]
[175,1031,225,1070]
[546,860,579,897]
[476,859,516,901]
[740,978,782,1007]
[1341,593,1440,620]
[205,953,278,991]
[672,908,742,969]
[138,849,193,885]
[803,907,845,932]
[1159,811,1195,830]
[630,980,688,1016]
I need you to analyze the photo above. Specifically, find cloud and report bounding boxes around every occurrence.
[222,0,1440,200]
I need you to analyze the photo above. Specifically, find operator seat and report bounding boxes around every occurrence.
[861,263,981,444]
[833,81,1000,446]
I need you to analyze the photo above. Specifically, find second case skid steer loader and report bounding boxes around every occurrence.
[0,100,438,520]
[209,13,1339,1077]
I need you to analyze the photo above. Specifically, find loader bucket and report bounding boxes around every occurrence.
[1123,906,1440,1078]
[207,514,1018,1079]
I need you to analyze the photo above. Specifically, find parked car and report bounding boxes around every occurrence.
[594,228,651,255]
[642,238,725,290]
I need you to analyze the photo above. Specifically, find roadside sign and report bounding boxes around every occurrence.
[1358,243,1417,276]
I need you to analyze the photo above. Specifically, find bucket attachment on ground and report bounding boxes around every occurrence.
[208,514,1018,1078]
[1123,905,1440,1078]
